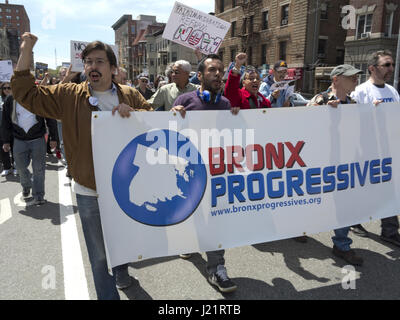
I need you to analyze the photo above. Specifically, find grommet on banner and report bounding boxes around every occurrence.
[138,255,143,260]
[303,232,307,236]
[263,110,267,114]
[218,244,222,249]
[173,112,177,116]
[94,114,98,119]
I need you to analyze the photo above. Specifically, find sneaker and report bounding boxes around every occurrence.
[350,224,369,237]
[179,253,192,259]
[208,265,237,293]
[115,269,132,290]
[33,198,47,206]
[1,169,10,176]
[293,236,308,243]
[22,187,31,198]
[380,233,400,247]
[332,245,363,266]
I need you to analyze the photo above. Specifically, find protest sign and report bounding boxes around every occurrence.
[70,40,118,72]
[35,62,48,80]
[92,103,400,268]
[162,1,231,55]
[270,80,296,100]
[0,60,13,82]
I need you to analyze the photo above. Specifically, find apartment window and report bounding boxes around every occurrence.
[318,39,327,58]
[232,0,236,8]
[336,49,345,65]
[248,46,253,65]
[16,16,19,20]
[219,0,225,13]
[261,44,267,65]
[249,15,254,34]
[172,52,177,61]
[242,18,247,34]
[231,21,236,37]
[281,5,289,26]
[231,47,237,62]
[262,11,269,30]
[356,14,372,39]
[320,3,328,20]
[16,9,19,13]
[6,9,11,13]
[384,11,394,37]
[6,16,11,20]
[279,41,287,61]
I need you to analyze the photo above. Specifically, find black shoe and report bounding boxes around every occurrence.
[34,198,47,206]
[332,245,363,266]
[115,269,133,290]
[208,265,237,293]
[293,236,308,243]
[350,224,369,237]
[380,233,400,247]
[22,188,31,198]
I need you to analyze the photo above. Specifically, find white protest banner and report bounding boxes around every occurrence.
[70,40,119,72]
[162,1,231,55]
[92,103,400,268]
[0,60,13,82]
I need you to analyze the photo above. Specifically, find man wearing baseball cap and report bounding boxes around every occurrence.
[259,60,292,108]
[307,64,364,266]
[308,64,362,107]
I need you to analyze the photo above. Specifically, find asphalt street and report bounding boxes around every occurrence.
[0,155,400,301]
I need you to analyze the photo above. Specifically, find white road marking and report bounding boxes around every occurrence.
[58,168,90,300]
[0,198,12,224]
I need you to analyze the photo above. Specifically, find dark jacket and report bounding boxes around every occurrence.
[1,95,59,143]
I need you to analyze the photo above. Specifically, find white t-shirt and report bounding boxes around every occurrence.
[73,89,119,197]
[351,80,400,104]
[16,102,38,133]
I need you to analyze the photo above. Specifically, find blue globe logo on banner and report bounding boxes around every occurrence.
[112,130,207,226]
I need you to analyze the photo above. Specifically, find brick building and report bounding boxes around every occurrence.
[215,0,349,94]
[0,0,30,63]
[344,0,400,84]
[112,15,165,80]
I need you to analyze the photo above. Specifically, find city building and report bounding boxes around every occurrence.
[112,15,164,80]
[215,0,349,94]
[145,28,199,82]
[0,0,30,63]
[344,0,399,84]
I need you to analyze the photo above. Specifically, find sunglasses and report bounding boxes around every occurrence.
[141,79,148,83]
[2,87,11,90]
[378,63,395,68]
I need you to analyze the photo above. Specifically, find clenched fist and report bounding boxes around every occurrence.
[20,32,38,50]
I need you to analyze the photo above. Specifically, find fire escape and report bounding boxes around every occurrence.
[237,0,261,57]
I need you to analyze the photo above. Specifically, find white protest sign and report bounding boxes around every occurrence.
[162,2,231,55]
[70,40,119,72]
[0,60,13,82]
[92,103,400,268]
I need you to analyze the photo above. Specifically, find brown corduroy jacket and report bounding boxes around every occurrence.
[11,69,152,191]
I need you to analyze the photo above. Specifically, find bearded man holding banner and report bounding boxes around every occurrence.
[11,32,152,300]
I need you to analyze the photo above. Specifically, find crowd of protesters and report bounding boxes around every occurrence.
[0,30,398,299]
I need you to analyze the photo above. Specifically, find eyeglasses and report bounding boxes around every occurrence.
[141,79,148,83]
[2,87,11,90]
[83,58,108,66]
[378,62,395,68]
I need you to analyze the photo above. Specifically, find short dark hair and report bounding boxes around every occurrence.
[367,50,393,74]
[198,54,222,74]
[81,41,118,68]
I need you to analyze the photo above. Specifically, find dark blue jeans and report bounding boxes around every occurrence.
[13,137,46,200]
[76,193,127,300]
[332,227,352,251]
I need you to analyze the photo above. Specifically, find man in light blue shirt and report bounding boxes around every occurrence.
[259,60,292,108]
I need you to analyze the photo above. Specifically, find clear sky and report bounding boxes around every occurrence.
[11,0,215,69]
